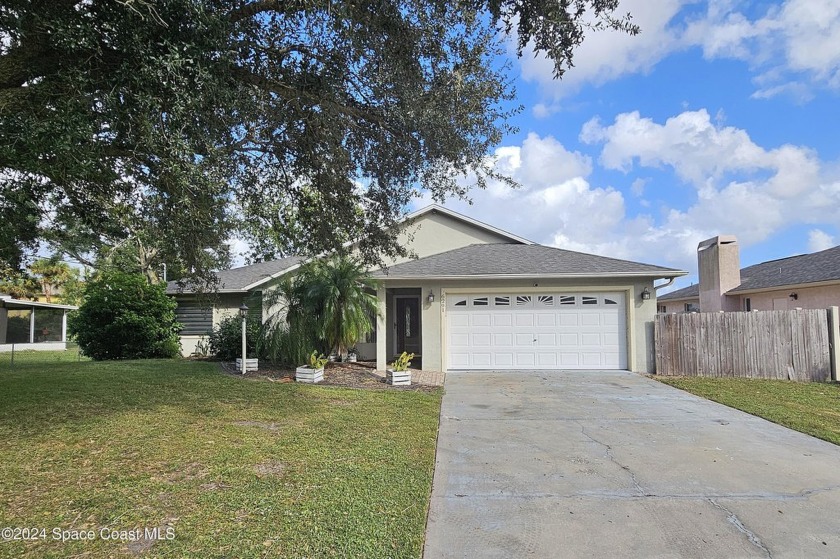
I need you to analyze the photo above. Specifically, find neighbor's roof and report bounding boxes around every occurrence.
[0,296,77,310]
[657,283,699,301]
[166,256,303,294]
[728,244,840,293]
[372,244,686,280]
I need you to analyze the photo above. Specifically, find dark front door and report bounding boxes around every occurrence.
[396,297,421,355]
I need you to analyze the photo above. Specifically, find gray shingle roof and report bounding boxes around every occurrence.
[373,244,684,279]
[658,283,699,301]
[728,245,840,293]
[166,256,303,294]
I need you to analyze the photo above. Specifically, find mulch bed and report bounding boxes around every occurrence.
[217,360,437,392]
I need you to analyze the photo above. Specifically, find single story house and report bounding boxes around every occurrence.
[0,294,77,351]
[659,236,840,313]
[168,205,686,373]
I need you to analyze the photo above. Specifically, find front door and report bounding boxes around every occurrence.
[396,297,421,355]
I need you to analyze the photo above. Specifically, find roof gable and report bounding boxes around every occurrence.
[166,256,302,294]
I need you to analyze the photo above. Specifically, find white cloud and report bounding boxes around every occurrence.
[519,0,690,98]
[521,0,840,101]
[808,229,836,252]
[415,110,840,275]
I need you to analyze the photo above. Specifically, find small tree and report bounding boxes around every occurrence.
[69,270,181,360]
[306,256,379,358]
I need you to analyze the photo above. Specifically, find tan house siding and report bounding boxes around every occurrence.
[734,284,840,311]
[386,210,522,266]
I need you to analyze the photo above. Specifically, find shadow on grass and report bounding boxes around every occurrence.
[0,358,326,436]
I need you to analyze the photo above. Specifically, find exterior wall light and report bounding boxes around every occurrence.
[427,290,435,304]
[789,292,798,300]
[640,287,652,301]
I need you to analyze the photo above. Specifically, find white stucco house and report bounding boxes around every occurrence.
[168,205,686,373]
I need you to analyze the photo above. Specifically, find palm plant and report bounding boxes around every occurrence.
[306,256,379,359]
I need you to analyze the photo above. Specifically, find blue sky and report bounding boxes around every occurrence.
[412,0,840,291]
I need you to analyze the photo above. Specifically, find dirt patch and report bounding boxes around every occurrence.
[219,361,438,392]
[162,462,208,484]
[254,460,287,477]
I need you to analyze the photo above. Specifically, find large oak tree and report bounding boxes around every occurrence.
[0,0,637,282]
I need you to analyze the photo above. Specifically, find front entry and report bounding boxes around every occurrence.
[395,297,421,355]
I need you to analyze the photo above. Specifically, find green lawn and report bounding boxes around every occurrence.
[0,354,442,558]
[657,376,840,445]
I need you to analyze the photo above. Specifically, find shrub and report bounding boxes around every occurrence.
[208,316,261,360]
[69,270,181,360]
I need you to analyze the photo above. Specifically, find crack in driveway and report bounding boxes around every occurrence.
[708,498,773,558]
[578,422,646,496]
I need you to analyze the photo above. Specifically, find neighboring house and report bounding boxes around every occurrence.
[0,294,77,351]
[168,205,686,373]
[659,236,840,313]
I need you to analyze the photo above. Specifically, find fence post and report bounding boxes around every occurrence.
[10,343,14,368]
[829,307,840,382]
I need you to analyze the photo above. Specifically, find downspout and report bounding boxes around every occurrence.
[654,277,677,292]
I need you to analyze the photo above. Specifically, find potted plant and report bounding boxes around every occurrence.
[296,350,327,383]
[387,352,414,386]
[347,347,358,363]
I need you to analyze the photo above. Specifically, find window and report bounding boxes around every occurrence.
[582,296,598,305]
[657,305,667,314]
[537,295,554,306]
[559,295,576,305]
[34,309,63,342]
[744,298,751,311]
[685,303,700,313]
[453,297,467,307]
[175,300,213,336]
[494,296,510,306]
[5,309,31,344]
[515,295,532,306]
[471,297,489,306]
[604,298,618,305]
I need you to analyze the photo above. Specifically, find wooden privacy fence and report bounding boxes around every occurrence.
[655,308,840,381]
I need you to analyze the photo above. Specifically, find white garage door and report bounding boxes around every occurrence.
[446,292,627,370]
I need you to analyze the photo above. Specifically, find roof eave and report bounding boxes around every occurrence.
[727,278,840,295]
[376,270,688,281]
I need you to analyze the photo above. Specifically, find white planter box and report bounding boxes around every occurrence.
[235,358,259,373]
[386,369,411,386]
[296,365,324,383]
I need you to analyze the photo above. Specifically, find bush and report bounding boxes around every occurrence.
[208,316,261,360]
[69,270,181,360]
[259,320,322,368]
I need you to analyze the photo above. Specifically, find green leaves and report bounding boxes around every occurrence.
[1,0,637,277]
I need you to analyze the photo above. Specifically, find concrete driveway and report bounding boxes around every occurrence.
[424,370,840,559]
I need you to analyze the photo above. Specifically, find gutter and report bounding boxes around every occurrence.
[373,271,688,281]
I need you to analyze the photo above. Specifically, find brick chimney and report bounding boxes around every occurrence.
[697,236,741,312]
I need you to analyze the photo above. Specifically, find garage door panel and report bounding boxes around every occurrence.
[559,314,579,326]
[451,333,469,347]
[451,314,470,327]
[494,333,513,346]
[472,314,491,327]
[493,314,512,327]
[515,333,534,346]
[495,353,514,366]
[447,291,627,370]
[516,353,536,366]
[472,333,492,346]
[473,353,492,366]
[515,314,534,327]
[580,313,601,326]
